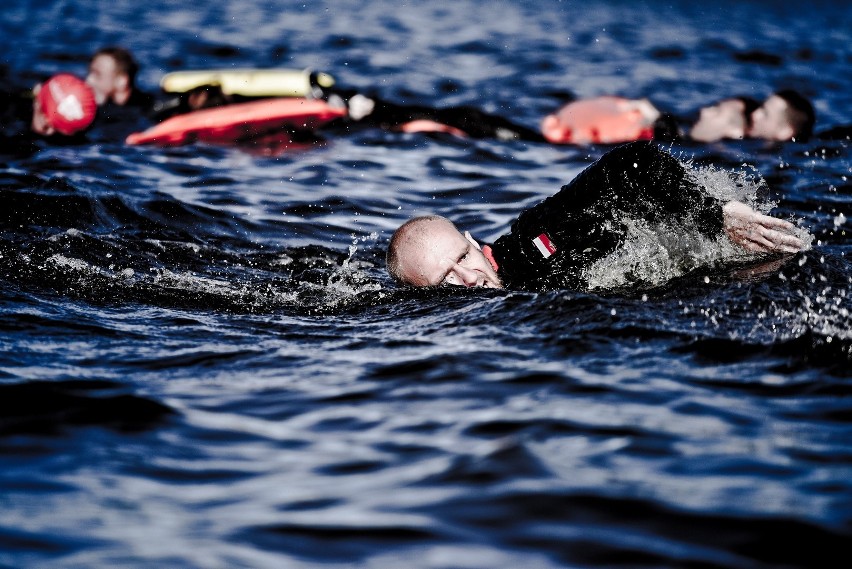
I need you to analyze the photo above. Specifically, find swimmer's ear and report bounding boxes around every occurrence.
[116,73,129,91]
[464,231,482,250]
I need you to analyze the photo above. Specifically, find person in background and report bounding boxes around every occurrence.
[328,90,546,142]
[85,46,240,124]
[283,85,815,145]
[749,89,815,142]
[386,142,806,292]
[687,96,761,142]
[86,47,153,110]
[540,95,761,145]
[84,47,162,139]
[1,73,95,155]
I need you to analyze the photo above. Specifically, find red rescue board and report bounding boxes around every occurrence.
[126,98,346,146]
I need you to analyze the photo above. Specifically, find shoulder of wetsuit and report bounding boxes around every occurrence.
[0,88,20,106]
[652,113,684,141]
[557,142,724,234]
[551,141,664,203]
[319,87,361,102]
[438,105,546,141]
[352,96,431,126]
[126,89,157,111]
[487,145,657,291]
[0,86,34,99]
[620,142,726,235]
[0,88,35,118]
[39,131,90,146]
[0,130,39,156]
[816,124,852,141]
[0,94,35,139]
[148,95,185,122]
[148,85,231,122]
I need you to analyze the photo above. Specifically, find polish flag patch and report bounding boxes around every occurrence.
[533,233,557,258]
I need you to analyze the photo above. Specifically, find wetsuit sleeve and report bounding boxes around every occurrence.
[492,141,725,291]
[347,94,544,141]
[0,89,33,129]
[430,106,545,141]
[361,97,429,127]
[0,90,39,153]
[126,89,157,113]
[652,113,683,141]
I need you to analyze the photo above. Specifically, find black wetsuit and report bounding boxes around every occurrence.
[0,87,87,153]
[816,125,852,141]
[97,88,156,121]
[149,85,233,122]
[1,88,34,133]
[368,99,545,141]
[490,142,725,291]
[89,89,157,141]
[330,89,545,142]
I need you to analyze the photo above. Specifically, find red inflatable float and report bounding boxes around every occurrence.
[126,98,346,146]
[541,96,661,145]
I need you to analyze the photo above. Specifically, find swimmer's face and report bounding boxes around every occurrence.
[690,99,747,142]
[86,54,125,105]
[749,95,794,141]
[395,218,503,288]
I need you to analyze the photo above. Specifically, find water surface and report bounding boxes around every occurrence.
[1,1,850,568]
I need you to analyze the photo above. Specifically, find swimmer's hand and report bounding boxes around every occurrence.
[723,200,806,254]
[347,94,375,121]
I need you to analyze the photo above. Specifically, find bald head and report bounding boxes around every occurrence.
[387,215,453,284]
[386,215,502,288]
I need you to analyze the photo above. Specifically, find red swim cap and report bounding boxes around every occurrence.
[37,74,97,135]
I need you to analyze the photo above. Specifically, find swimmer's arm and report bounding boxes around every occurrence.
[722,201,806,254]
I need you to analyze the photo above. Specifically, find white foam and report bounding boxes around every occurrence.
[584,162,814,291]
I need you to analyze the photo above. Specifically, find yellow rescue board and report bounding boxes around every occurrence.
[159,68,335,98]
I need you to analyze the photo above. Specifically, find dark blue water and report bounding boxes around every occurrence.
[1,1,850,567]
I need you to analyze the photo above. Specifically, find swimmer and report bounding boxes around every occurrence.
[86,47,153,109]
[387,142,806,291]
[749,89,815,142]
[688,96,760,142]
[328,90,545,141]
[86,47,232,125]
[541,96,760,145]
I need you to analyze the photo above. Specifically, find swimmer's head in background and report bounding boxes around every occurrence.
[750,90,815,142]
[739,96,761,127]
[689,97,759,142]
[33,74,97,136]
[87,46,139,105]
